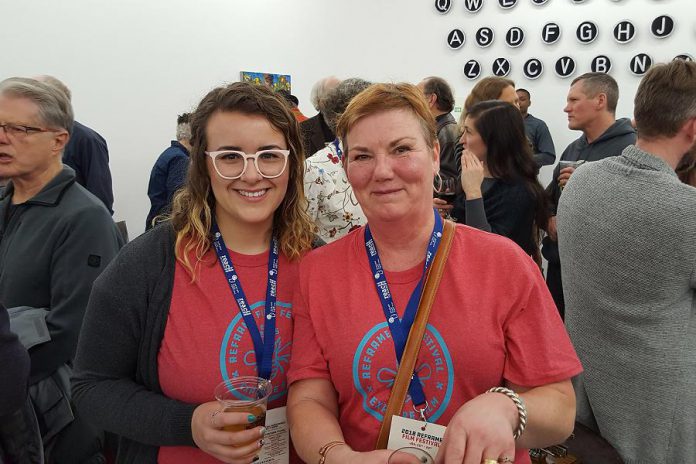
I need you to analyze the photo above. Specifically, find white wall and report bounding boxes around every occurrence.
[3,0,692,236]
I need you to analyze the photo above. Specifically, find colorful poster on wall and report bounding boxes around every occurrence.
[240,71,291,92]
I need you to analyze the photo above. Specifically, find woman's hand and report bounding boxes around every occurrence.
[460,150,485,200]
[436,392,518,464]
[191,401,266,464]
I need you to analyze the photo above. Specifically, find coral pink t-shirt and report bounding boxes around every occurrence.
[288,225,582,464]
[157,248,297,464]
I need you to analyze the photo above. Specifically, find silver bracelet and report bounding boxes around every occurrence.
[486,387,527,439]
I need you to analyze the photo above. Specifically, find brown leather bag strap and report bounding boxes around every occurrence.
[375,219,456,449]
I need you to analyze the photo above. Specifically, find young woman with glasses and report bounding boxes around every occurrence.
[72,82,314,464]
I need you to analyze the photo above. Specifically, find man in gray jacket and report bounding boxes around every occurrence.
[0,77,122,462]
[558,60,696,463]
[542,73,636,317]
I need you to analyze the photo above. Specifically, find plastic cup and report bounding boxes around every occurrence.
[558,160,585,171]
[558,160,585,190]
[214,377,271,436]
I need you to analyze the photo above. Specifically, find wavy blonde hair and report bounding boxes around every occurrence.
[169,82,314,278]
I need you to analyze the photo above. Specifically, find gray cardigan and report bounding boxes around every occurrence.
[72,224,196,464]
[557,145,696,463]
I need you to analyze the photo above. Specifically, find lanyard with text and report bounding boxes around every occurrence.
[211,223,279,380]
[364,209,443,421]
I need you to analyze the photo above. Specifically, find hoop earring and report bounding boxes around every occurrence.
[433,172,443,194]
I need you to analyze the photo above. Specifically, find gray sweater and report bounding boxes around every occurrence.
[557,145,696,464]
[543,118,636,263]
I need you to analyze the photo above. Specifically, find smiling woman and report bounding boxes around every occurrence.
[72,82,315,464]
[287,83,582,464]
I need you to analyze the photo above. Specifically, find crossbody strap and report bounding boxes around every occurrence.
[375,219,456,449]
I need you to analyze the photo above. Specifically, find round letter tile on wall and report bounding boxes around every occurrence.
[577,21,599,44]
[448,29,466,49]
[435,0,452,14]
[476,27,495,47]
[464,0,484,13]
[498,0,518,9]
[630,53,653,76]
[613,20,636,44]
[493,57,512,76]
[591,55,612,73]
[506,27,525,47]
[542,22,561,44]
[651,15,674,38]
[555,56,577,77]
[524,58,544,79]
[464,60,483,79]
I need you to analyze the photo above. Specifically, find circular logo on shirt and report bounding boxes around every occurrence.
[352,323,454,423]
[219,300,293,402]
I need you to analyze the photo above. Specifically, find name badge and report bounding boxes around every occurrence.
[388,415,446,460]
[259,407,289,464]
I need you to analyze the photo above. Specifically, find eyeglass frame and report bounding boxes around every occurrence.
[205,149,290,180]
[0,122,60,139]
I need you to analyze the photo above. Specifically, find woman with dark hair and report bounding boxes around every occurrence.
[72,82,314,463]
[452,100,548,257]
[435,77,520,218]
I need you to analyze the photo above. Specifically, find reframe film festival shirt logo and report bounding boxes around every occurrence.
[220,300,293,402]
[353,322,454,423]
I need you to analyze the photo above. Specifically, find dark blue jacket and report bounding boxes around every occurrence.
[145,141,190,230]
[63,121,114,214]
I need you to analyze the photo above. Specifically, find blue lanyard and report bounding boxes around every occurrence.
[364,209,443,416]
[211,223,279,380]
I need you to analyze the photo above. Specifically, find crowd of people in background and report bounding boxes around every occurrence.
[0,59,695,464]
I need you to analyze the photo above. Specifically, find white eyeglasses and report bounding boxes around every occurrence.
[205,149,290,180]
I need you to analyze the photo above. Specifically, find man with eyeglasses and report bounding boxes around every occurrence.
[0,77,122,462]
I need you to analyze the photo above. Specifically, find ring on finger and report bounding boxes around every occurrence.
[499,457,514,463]
[482,460,498,464]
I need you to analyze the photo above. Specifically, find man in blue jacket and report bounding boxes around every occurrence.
[145,113,191,230]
